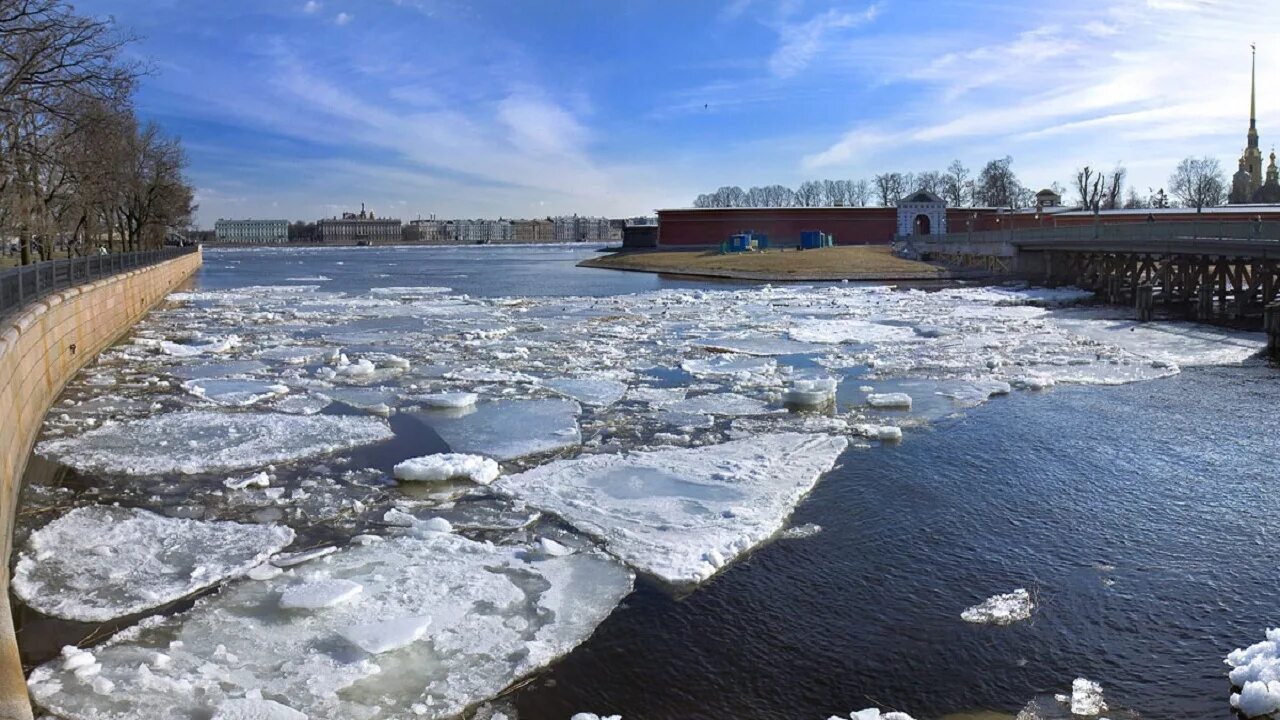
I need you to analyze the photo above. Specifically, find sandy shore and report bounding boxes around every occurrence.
[579,245,970,281]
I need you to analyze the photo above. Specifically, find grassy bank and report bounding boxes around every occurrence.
[579,245,957,281]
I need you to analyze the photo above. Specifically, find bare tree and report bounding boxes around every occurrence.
[973,156,1028,208]
[1169,156,1226,212]
[873,172,906,206]
[793,180,824,207]
[941,159,970,207]
[848,178,871,206]
[1104,166,1125,210]
[1075,166,1107,212]
[915,170,942,195]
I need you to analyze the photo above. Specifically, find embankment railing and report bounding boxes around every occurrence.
[0,245,199,325]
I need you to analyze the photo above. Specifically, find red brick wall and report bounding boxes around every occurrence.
[657,208,900,247]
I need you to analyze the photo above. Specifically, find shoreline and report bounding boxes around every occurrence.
[578,246,990,282]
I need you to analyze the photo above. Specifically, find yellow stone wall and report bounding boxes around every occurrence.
[0,248,202,719]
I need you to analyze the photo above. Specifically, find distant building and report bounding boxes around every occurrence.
[409,218,456,244]
[553,215,610,243]
[214,218,288,244]
[513,219,554,243]
[316,204,402,244]
[455,218,513,244]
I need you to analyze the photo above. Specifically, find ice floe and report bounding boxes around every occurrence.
[419,399,581,462]
[830,709,916,720]
[28,532,633,720]
[37,411,394,475]
[497,433,848,585]
[543,377,628,407]
[1227,629,1280,717]
[14,506,294,621]
[393,453,500,485]
[960,588,1034,625]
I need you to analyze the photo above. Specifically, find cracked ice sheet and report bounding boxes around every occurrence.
[28,532,633,720]
[418,399,581,462]
[14,506,294,622]
[1048,310,1267,367]
[497,433,849,586]
[37,411,393,476]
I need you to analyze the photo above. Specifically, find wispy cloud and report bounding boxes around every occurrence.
[302,0,320,14]
[334,11,351,26]
[768,4,880,79]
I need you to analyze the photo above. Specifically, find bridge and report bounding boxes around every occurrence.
[897,220,1280,357]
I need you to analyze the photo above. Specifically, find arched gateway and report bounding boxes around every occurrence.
[896,190,946,237]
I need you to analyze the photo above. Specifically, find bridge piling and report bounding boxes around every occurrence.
[1266,302,1280,359]
[1136,284,1154,322]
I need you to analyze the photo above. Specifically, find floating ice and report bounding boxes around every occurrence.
[279,578,363,609]
[543,377,628,407]
[1068,678,1106,716]
[571,714,622,720]
[37,411,393,476]
[28,532,633,720]
[14,506,294,621]
[270,546,337,568]
[393,453,500,485]
[1227,629,1280,717]
[789,318,917,344]
[498,433,848,585]
[852,424,902,442]
[183,379,288,406]
[225,472,270,490]
[833,709,916,720]
[663,393,770,416]
[961,588,1034,625]
[783,378,838,407]
[681,356,776,379]
[420,399,581,462]
[866,393,912,409]
[212,698,308,720]
[411,392,478,409]
[339,616,433,654]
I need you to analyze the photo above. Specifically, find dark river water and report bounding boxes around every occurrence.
[18,244,1280,719]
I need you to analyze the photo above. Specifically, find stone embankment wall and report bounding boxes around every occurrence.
[0,248,202,719]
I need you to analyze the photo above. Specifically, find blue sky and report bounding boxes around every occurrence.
[78,0,1276,226]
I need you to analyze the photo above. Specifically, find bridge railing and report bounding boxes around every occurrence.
[0,246,200,325]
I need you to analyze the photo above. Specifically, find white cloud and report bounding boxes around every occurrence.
[334,11,352,25]
[303,0,320,13]
[768,4,880,79]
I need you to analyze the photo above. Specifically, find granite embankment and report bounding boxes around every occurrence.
[0,248,202,719]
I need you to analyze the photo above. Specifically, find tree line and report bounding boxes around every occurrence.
[1,0,196,265]
[692,155,1232,214]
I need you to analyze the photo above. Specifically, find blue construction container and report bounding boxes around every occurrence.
[799,230,833,249]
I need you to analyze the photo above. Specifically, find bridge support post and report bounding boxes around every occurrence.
[1266,302,1280,359]
[1197,285,1214,321]
[1136,284,1154,322]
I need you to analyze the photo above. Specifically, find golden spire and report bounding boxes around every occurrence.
[1251,43,1257,129]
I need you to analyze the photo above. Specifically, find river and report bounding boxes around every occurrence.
[14,244,1280,720]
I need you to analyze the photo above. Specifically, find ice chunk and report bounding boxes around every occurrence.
[681,356,776,379]
[1069,678,1106,716]
[852,424,902,442]
[543,377,628,407]
[339,616,433,654]
[393,454,500,485]
[960,588,1034,625]
[411,392,478,409]
[27,533,633,720]
[626,386,687,406]
[498,433,848,585]
[419,399,581,462]
[782,378,838,407]
[37,411,393,476]
[789,318,917,344]
[866,393,912,409]
[663,393,769,416]
[279,578,363,609]
[14,506,294,622]
[225,472,270,490]
[212,698,308,720]
[570,715,622,720]
[842,709,916,720]
[183,379,287,406]
[270,547,337,568]
[1233,681,1280,718]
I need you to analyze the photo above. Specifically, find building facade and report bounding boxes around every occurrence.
[409,218,457,244]
[513,219,554,243]
[214,219,288,244]
[1230,46,1280,204]
[316,205,402,244]
[553,215,611,243]
[455,219,513,244]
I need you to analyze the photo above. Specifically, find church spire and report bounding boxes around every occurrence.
[1251,43,1258,131]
